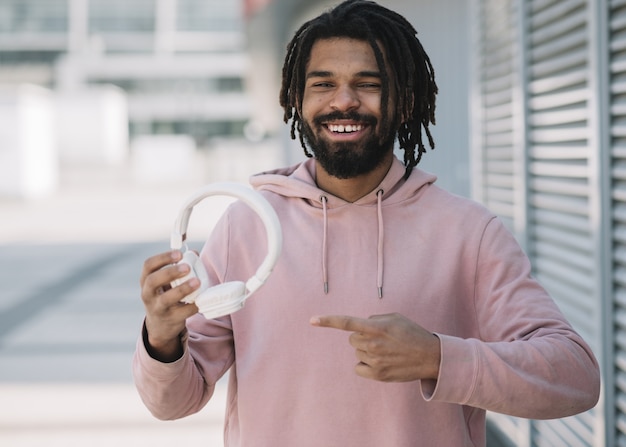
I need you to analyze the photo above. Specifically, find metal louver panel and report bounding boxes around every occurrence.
[527,0,593,338]
[612,0,626,445]
[526,0,598,445]
[473,0,517,231]
[472,0,530,444]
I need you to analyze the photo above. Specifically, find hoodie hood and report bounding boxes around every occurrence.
[250,156,436,207]
[249,156,437,297]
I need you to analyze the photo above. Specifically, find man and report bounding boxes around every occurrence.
[133,1,600,446]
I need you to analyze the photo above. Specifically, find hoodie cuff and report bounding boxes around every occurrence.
[137,320,189,376]
[420,333,479,404]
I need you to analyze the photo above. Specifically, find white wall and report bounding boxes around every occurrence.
[388,0,470,197]
[55,85,129,165]
[0,84,58,199]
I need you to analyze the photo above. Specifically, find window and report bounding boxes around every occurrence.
[89,0,155,32]
[0,0,68,33]
[176,0,242,32]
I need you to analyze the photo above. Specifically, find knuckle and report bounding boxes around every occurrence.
[180,281,198,296]
[366,339,382,353]
[142,274,157,293]
[339,316,352,330]
[372,366,391,381]
[348,332,359,345]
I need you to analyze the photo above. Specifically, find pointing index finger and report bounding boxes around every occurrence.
[310,315,378,333]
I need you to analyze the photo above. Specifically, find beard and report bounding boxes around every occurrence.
[301,111,396,179]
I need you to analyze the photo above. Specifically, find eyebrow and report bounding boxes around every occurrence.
[306,70,382,79]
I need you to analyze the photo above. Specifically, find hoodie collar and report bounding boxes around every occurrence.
[251,156,427,207]
[250,156,436,298]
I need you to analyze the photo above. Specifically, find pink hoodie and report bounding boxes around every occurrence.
[133,156,600,447]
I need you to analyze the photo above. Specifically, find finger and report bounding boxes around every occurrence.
[349,331,369,349]
[144,262,187,293]
[355,348,371,364]
[169,275,201,303]
[141,250,183,285]
[310,315,379,333]
[354,361,376,380]
[143,275,201,314]
[143,264,201,307]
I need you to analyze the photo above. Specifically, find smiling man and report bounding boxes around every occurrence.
[133,1,600,446]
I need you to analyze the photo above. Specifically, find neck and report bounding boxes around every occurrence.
[315,152,393,202]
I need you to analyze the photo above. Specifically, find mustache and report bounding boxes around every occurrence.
[313,111,378,127]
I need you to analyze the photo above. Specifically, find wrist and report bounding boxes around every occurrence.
[426,333,442,380]
[142,320,185,363]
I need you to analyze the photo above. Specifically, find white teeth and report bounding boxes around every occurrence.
[329,124,362,133]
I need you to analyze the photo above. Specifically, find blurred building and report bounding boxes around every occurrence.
[0,0,251,147]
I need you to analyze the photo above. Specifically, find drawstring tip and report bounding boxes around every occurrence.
[378,287,383,299]
[324,282,329,294]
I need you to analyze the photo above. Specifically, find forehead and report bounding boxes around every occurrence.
[306,37,382,74]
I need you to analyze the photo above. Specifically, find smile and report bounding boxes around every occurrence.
[327,124,364,133]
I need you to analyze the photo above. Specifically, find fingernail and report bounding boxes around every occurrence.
[171,250,182,261]
[310,316,320,325]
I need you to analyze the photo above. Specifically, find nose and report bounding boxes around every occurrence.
[330,85,360,111]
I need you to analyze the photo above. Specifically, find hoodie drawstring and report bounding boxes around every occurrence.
[376,189,384,299]
[321,195,329,294]
[320,191,385,298]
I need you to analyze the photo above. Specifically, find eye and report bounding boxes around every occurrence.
[358,82,381,90]
[311,81,334,88]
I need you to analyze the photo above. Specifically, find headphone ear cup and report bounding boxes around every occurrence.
[172,251,210,304]
[194,281,247,319]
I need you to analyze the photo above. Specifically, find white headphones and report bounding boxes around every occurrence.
[169,182,282,319]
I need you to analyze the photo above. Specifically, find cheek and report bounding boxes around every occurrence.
[301,97,325,121]
[364,95,383,115]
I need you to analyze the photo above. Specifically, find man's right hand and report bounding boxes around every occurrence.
[139,250,201,362]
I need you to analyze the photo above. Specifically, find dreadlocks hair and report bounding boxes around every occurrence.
[279,0,438,178]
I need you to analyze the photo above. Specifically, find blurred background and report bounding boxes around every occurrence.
[0,0,621,446]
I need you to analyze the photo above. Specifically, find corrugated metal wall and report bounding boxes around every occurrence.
[471,0,610,445]
[612,1,626,445]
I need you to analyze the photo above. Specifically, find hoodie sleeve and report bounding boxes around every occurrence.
[421,217,601,419]
[132,315,234,420]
